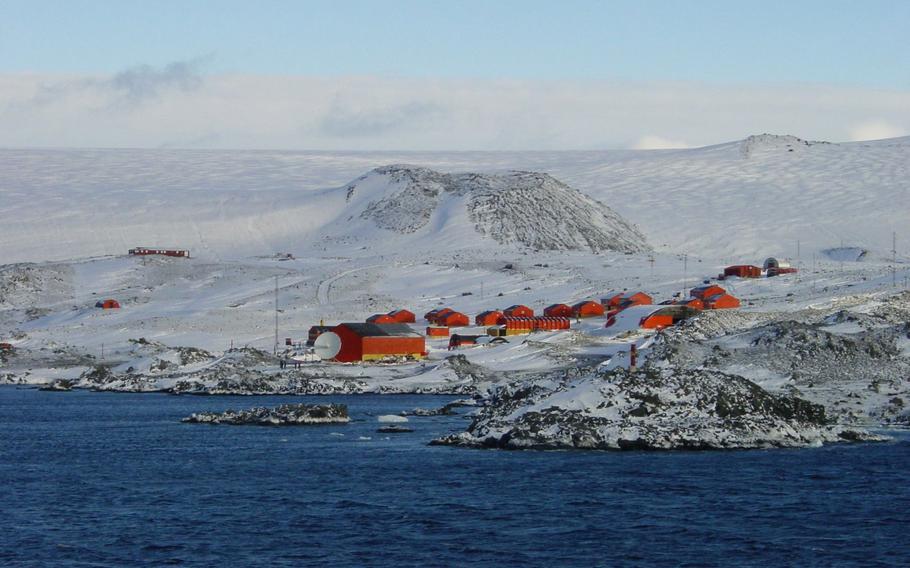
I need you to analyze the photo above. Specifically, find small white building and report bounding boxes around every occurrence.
[763,257,791,271]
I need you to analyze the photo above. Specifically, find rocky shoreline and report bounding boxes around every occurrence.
[432,365,884,451]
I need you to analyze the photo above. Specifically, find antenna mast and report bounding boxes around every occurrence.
[682,253,688,297]
[274,275,279,355]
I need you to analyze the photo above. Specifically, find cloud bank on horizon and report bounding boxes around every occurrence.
[1,60,908,150]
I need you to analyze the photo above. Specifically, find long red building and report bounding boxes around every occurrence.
[331,323,426,363]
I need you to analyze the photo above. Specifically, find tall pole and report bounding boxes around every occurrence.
[682,253,688,297]
[812,252,816,292]
[274,275,279,355]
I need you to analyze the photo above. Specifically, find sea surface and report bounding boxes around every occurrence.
[1,386,909,567]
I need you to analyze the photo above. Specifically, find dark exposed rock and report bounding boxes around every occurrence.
[377,425,414,433]
[182,403,349,425]
[433,364,881,451]
[346,165,650,253]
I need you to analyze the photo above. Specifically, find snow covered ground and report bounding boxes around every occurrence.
[1,134,907,264]
[2,134,909,447]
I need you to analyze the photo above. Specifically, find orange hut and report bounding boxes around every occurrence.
[704,293,741,310]
[571,300,605,318]
[475,310,505,326]
[543,303,573,317]
[690,285,726,300]
[503,304,534,318]
[367,313,397,324]
[388,309,416,323]
[437,311,470,327]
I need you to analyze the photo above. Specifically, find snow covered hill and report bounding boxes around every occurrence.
[1,134,907,264]
[334,165,648,253]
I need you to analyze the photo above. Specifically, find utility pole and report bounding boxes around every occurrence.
[811,252,816,292]
[274,275,279,355]
[682,253,688,297]
[892,231,897,288]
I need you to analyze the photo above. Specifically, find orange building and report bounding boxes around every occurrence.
[426,326,450,338]
[572,300,605,318]
[619,291,652,309]
[543,303,573,317]
[437,311,470,327]
[723,265,761,278]
[503,304,534,318]
[367,313,397,324]
[331,323,425,363]
[388,309,416,323]
[704,294,741,309]
[475,310,506,326]
[690,285,726,300]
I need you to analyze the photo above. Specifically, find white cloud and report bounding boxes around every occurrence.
[1,71,909,150]
[848,119,907,141]
[633,135,690,150]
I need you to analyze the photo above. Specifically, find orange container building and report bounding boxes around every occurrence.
[723,265,762,278]
[426,326,450,338]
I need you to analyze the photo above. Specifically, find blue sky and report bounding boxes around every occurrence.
[3,0,908,88]
[0,1,908,149]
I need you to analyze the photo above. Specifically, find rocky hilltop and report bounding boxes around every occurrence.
[434,364,880,451]
[341,165,649,253]
[649,292,910,426]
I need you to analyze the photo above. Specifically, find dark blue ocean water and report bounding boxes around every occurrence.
[1,387,909,567]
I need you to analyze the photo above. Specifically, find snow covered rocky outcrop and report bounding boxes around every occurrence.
[38,350,488,396]
[738,133,829,158]
[339,165,649,253]
[650,292,910,426]
[182,403,349,425]
[433,364,881,451]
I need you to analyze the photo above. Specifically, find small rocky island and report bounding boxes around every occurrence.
[433,365,883,451]
[183,403,349,426]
